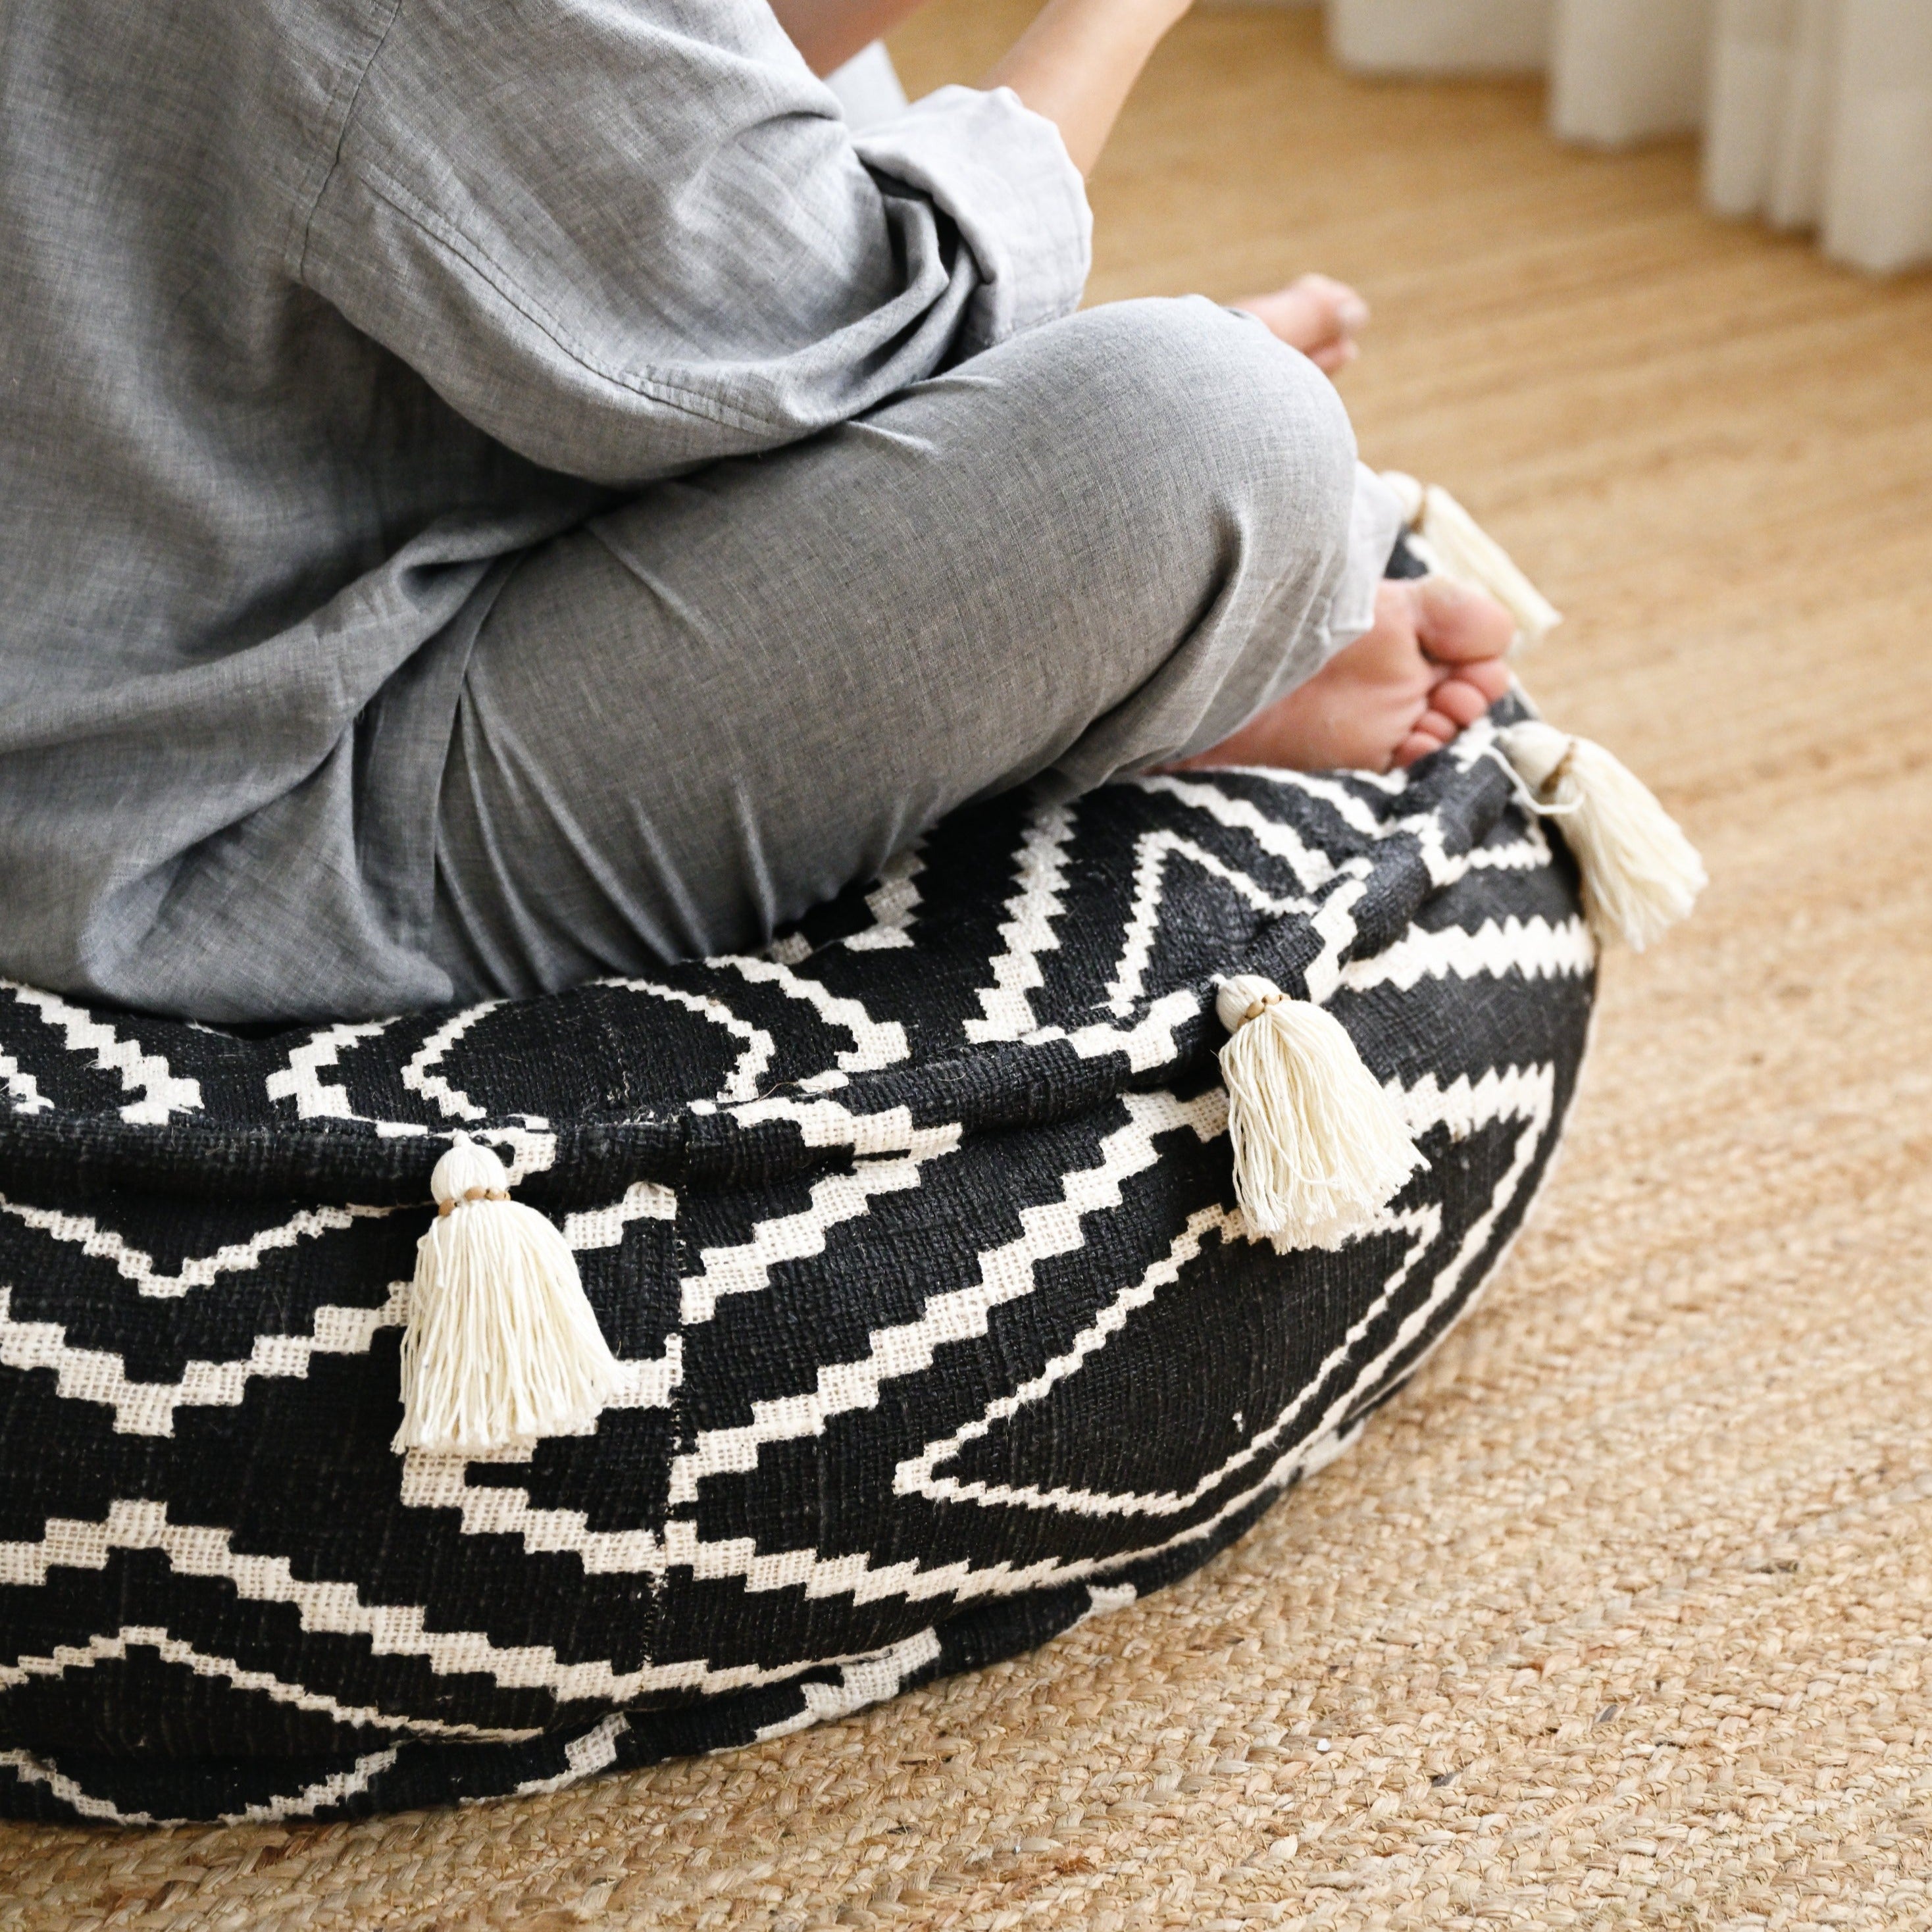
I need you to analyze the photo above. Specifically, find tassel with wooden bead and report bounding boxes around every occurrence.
[1215,975,1425,1253]
[1495,721,1706,951]
[392,1134,620,1456]
[1379,470,1703,949]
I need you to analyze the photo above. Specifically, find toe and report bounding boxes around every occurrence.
[1305,336,1360,376]
[1296,272,1371,337]
[1414,708,1459,743]
[1394,730,1442,768]
[1426,675,1495,729]
[1233,274,1371,363]
[1415,578,1517,663]
[1463,655,1513,703]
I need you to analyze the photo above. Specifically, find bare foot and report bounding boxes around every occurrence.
[1233,274,1371,375]
[1176,578,1515,776]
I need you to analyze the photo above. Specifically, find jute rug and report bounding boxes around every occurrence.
[5,7,1930,1926]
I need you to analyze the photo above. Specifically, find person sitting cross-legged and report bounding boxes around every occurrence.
[0,0,1512,1024]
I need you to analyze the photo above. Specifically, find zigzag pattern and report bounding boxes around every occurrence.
[0,706,1593,1824]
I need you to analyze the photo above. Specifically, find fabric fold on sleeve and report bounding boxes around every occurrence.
[852,85,1093,354]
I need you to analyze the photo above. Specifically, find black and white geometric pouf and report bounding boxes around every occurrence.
[0,700,1595,1825]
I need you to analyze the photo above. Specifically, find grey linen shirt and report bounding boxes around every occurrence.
[0,1,1092,1020]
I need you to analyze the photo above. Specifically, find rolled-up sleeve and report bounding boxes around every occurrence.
[852,86,1090,353]
[295,1,1092,487]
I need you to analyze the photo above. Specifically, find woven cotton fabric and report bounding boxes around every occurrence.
[0,705,1592,1826]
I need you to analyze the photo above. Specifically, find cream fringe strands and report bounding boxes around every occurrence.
[394,1135,621,1455]
[1210,713,1705,1250]
[1214,975,1425,1253]
[1495,721,1708,952]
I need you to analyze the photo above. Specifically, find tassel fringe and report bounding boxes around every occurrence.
[1496,721,1707,951]
[1215,975,1425,1253]
[1381,470,1703,950]
[393,1136,621,1456]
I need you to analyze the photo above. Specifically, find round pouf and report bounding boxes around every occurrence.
[0,705,1593,1825]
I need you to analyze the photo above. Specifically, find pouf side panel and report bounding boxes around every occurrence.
[0,726,1595,1825]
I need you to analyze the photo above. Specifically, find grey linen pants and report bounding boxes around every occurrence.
[429,297,1360,1002]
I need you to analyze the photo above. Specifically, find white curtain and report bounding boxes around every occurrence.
[1324,0,1932,272]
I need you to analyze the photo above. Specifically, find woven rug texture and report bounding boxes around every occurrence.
[3,3,1931,1926]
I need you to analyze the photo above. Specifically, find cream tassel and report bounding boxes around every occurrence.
[1381,472,1564,651]
[1496,721,1706,951]
[1215,975,1425,1253]
[393,1135,621,1456]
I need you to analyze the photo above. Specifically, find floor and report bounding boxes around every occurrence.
[7,6,1932,1927]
